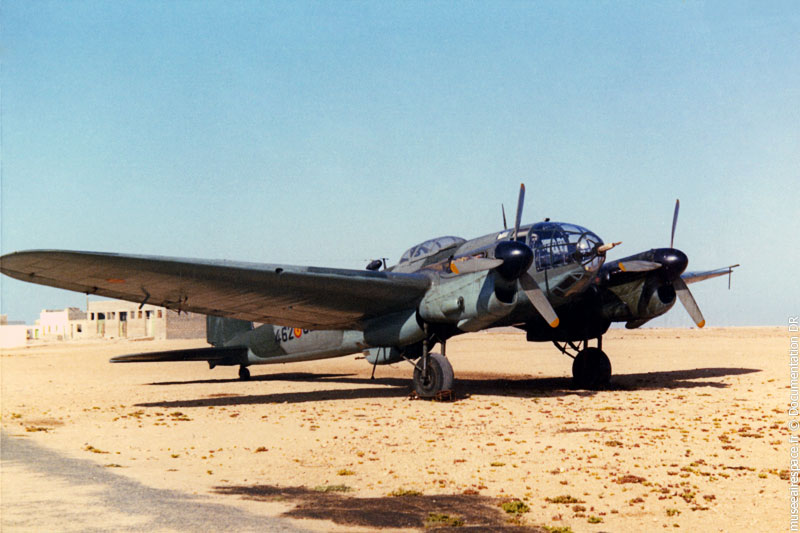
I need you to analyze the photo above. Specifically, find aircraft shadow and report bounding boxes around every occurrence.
[149,372,350,386]
[136,367,760,409]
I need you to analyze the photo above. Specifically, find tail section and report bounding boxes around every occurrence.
[207,316,253,347]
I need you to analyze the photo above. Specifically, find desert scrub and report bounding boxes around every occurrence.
[390,488,423,497]
[425,513,464,527]
[545,495,584,504]
[616,475,646,484]
[84,445,109,454]
[314,484,351,493]
[543,527,574,533]
[337,469,355,476]
[501,499,530,514]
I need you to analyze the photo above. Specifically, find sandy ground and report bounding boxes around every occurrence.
[0,327,789,532]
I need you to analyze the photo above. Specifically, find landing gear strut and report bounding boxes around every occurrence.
[410,325,454,398]
[238,366,251,381]
[553,338,611,389]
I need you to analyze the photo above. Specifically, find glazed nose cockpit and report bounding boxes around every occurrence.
[527,222,605,273]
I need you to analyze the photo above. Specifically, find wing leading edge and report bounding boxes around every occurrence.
[681,264,740,285]
[0,250,432,329]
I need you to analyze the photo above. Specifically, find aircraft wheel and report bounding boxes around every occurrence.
[572,347,611,389]
[413,353,454,399]
[239,366,251,381]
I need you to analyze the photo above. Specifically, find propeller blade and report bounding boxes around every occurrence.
[618,260,661,273]
[673,277,705,328]
[670,199,680,248]
[512,183,525,241]
[450,257,504,275]
[501,204,508,230]
[520,273,559,328]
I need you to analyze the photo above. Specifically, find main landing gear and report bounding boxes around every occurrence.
[553,338,611,389]
[413,353,454,398]
[410,326,454,399]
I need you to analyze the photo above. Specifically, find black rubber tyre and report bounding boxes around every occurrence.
[572,347,611,389]
[239,366,251,381]
[413,353,454,398]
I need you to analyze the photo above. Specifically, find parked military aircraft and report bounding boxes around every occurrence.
[0,185,737,397]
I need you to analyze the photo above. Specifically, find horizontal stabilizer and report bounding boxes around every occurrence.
[110,346,247,366]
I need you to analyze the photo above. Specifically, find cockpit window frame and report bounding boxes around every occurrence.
[399,236,467,264]
[528,222,603,272]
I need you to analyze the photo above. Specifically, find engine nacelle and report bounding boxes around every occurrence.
[599,277,676,324]
[363,309,425,348]
[418,271,517,332]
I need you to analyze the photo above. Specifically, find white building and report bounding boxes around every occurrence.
[1,299,206,348]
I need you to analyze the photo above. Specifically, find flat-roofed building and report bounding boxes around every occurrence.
[38,307,87,340]
[85,300,205,340]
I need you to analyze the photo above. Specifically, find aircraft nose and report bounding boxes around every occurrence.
[494,240,534,280]
[653,248,688,281]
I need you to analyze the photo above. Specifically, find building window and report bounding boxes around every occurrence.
[77,324,82,333]
[120,312,127,322]
[145,311,152,319]
[138,311,143,319]
[157,310,163,318]
[90,313,95,320]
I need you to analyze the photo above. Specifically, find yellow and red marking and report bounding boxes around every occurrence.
[293,328,303,338]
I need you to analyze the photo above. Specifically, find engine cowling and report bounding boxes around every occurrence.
[418,270,517,332]
[599,276,676,326]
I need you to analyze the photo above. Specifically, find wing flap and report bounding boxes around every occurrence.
[1,250,432,329]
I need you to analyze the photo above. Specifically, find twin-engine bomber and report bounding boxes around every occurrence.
[0,185,738,397]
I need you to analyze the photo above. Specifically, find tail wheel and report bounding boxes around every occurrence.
[413,353,454,398]
[239,366,251,381]
[572,347,611,389]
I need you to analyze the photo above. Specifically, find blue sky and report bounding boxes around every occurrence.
[2,1,798,327]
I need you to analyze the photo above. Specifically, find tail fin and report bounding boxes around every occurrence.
[206,316,253,347]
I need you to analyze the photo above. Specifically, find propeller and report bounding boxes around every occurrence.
[449,184,559,327]
[447,184,560,327]
[671,199,680,249]
[449,257,503,274]
[674,277,705,328]
[658,199,705,328]
[496,184,560,328]
[667,199,704,327]
[618,260,661,273]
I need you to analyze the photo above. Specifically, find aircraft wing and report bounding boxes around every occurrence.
[0,250,432,329]
[681,264,740,285]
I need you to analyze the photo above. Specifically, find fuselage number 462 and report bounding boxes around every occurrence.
[275,326,310,344]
